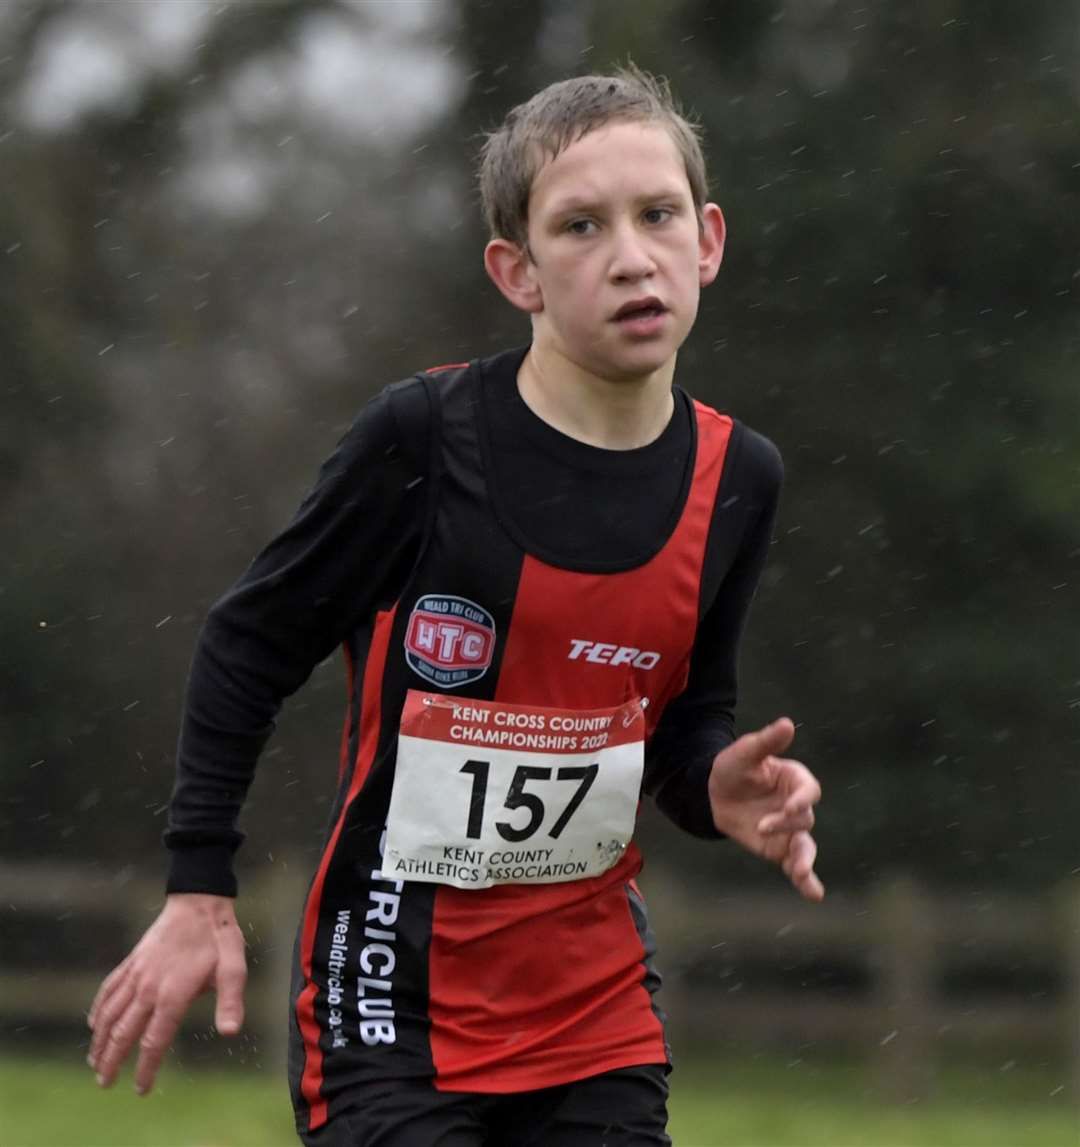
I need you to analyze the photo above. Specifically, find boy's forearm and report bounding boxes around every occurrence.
[646,703,735,837]
[163,613,280,896]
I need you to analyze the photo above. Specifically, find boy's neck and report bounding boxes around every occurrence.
[516,342,676,451]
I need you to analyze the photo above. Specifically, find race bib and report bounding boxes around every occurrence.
[384,690,645,890]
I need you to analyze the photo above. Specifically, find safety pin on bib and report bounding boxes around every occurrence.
[623,698,648,727]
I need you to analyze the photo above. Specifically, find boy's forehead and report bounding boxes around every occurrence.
[528,120,690,210]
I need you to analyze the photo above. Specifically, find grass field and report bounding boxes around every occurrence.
[1,1050,1076,1146]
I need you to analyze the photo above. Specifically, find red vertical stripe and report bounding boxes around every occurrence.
[296,606,397,1131]
[336,643,356,786]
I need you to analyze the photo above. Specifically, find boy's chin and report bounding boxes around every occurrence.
[598,345,678,383]
[539,330,679,383]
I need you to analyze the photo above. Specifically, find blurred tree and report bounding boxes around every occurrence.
[2,0,1076,893]
[607,0,1080,887]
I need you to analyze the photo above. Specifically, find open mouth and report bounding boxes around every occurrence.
[614,299,666,322]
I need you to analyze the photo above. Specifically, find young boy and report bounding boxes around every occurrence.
[88,67,823,1146]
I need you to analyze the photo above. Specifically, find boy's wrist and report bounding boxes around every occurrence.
[165,841,239,898]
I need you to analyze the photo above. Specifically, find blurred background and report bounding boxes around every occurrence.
[2,1,1078,1144]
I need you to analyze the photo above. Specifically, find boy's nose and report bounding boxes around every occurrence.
[609,225,656,281]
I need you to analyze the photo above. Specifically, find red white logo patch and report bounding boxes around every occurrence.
[405,594,495,688]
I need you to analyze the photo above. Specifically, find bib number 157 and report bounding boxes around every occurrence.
[459,760,598,843]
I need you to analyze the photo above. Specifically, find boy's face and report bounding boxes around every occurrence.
[503,120,724,385]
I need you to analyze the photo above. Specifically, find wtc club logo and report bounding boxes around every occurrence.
[404,594,496,688]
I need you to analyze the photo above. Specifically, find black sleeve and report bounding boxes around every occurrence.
[643,425,783,838]
[164,380,432,896]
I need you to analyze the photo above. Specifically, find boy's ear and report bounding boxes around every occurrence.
[698,203,727,287]
[483,238,544,314]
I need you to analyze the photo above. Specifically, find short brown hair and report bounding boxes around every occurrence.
[478,64,708,249]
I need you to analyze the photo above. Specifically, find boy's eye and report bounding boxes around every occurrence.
[643,207,674,225]
[565,218,597,235]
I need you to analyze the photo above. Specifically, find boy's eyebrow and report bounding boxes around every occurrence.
[545,187,690,217]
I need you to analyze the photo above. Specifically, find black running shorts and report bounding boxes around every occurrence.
[298,1063,671,1146]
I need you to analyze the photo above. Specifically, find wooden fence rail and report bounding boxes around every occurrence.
[2,862,1077,1103]
[642,870,1079,1101]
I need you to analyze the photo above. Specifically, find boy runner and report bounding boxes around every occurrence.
[88,67,823,1146]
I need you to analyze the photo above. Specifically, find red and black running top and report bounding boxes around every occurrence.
[164,345,783,1132]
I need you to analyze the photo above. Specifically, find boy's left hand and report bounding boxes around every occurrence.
[707,717,824,901]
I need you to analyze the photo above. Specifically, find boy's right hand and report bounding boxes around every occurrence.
[87,892,247,1095]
